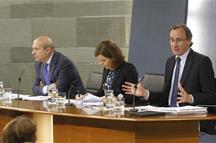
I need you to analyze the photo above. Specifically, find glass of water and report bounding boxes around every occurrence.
[56,92,66,105]
[0,81,5,97]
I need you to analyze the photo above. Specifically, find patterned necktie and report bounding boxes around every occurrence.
[170,57,181,107]
[43,63,50,85]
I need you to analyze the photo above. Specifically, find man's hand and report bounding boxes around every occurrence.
[40,81,44,87]
[48,83,57,91]
[177,84,193,104]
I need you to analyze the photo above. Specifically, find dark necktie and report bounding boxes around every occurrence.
[43,63,50,85]
[170,57,181,107]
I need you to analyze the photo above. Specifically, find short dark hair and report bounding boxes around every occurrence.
[169,24,193,46]
[95,40,125,68]
[169,24,193,39]
[1,116,37,143]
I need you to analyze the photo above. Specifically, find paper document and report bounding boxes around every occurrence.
[5,93,30,99]
[126,105,207,115]
[22,96,50,101]
[82,93,102,103]
[68,93,103,106]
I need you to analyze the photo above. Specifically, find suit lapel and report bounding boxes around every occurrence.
[111,70,119,88]
[110,62,124,89]
[161,57,175,106]
[41,64,46,83]
[167,57,176,85]
[49,51,57,81]
[180,50,194,85]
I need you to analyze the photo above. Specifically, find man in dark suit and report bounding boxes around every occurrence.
[32,36,86,96]
[123,24,216,107]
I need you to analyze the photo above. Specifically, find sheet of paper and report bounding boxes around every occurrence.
[125,105,207,114]
[5,93,30,99]
[82,93,102,103]
[22,95,50,101]
[67,93,103,107]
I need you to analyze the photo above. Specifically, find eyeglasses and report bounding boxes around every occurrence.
[169,38,187,44]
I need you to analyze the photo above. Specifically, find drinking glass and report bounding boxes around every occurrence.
[0,81,5,97]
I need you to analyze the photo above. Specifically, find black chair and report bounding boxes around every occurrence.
[138,73,164,105]
[86,72,103,95]
[141,73,164,92]
[200,78,216,135]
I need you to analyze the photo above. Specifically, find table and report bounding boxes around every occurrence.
[0,100,216,143]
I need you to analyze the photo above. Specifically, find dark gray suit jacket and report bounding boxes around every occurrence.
[32,51,86,96]
[149,49,216,106]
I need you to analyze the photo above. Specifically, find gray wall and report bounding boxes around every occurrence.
[187,0,216,74]
[0,0,132,94]
[129,0,188,76]
[129,0,216,77]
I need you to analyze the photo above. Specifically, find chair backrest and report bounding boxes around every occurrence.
[86,72,103,95]
[215,78,216,91]
[141,73,164,92]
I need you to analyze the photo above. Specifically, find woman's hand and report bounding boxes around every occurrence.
[122,82,147,97]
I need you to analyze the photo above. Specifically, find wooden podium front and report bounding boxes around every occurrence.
[0,100,216,143]
[53,115,198,143]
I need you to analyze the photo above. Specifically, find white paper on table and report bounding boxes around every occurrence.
[82,102,104,106]
[5,93,30,99]
[125,105,207,115]
[82,93,102,103]
[22,95,50,101]
[68,93,103,107]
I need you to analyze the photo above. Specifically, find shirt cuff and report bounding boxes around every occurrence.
[190,94,194,104]
[142,89,150,100]
[42,85,48,95]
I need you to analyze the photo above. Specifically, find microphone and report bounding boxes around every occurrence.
[130,75,145,112]
[18,69,25,82]
[65,84,74,106]
[138,75,145,83]
[15,69,25,100]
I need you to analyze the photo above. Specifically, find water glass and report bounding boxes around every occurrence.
[3,88,12,103]
[104,90,116,108]
[0,81,5,97]
[114,94,125,112]
[56,96,66,105]
[4,88,12,95]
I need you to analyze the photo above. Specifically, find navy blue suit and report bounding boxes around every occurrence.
[32,51,86,96]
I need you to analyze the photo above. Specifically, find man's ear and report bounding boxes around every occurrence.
[46,47,52,54]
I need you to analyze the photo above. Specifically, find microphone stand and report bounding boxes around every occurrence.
[65,85,74,106]
[129,75,144,112]
[15,69,25,100]
[130,85,138,112]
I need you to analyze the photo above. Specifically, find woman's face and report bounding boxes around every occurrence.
[96,54,114,69]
